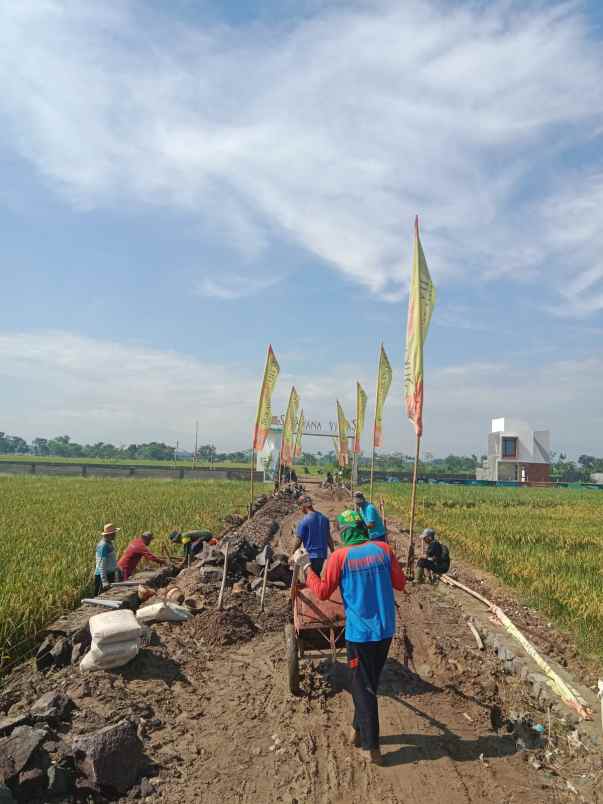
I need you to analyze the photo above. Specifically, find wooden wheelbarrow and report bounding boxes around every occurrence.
[284,561,346,694]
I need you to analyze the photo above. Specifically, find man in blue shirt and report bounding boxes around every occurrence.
[292,496,334,575]
[353,492,387,541]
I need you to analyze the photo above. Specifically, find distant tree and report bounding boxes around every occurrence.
[32,437,50,456]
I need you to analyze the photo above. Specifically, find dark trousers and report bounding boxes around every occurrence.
[94,572,116,596]
[347,638,392,749]
[310,557,325,576]
[417,558,440,574]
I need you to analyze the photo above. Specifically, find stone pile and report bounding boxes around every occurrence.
[0,690,146,802]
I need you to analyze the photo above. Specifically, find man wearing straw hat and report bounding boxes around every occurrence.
[94,523,120,595]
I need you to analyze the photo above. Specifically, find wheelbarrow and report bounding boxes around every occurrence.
[285,561,346,694]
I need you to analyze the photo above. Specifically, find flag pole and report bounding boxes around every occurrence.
[249,446,255,515]
[369,346,381,502]
[406,432,421,577]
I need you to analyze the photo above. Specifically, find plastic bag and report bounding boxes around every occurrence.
[136,601,192,624]
[89,609,142,647]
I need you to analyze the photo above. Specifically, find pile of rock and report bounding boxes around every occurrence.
[0,691,147,802]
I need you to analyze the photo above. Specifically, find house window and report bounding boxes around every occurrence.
[501,437,517,458]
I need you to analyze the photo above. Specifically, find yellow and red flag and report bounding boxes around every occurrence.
[373,344,392,448]
[404,217,435,437]
[353,382,367,454]
[336,400,350,466]
[252,345,280,451]
[294,409,305,458]
[280,386,299,466]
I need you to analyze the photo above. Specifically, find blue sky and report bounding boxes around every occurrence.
[1,0,602,457]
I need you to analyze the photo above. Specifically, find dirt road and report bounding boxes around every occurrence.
[2,487,599,803]
[146,487,585,803]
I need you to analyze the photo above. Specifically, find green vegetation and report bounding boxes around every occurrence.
[0,476,265,670]
[377,483,603,658]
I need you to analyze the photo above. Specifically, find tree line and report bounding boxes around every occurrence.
[0,431,600,480]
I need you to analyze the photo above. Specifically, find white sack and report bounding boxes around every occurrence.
[136,601,192,624]
[89,609,142,647]
[80,638,139,672]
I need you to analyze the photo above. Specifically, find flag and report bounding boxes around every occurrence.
[252,345,280,451]
[280,386,300,466]
[354,382,367,454]
[373,345,392,448]
[332,436,343,467]
[336,400,350,466]
[294,409,305,458]
[404,217,436,437]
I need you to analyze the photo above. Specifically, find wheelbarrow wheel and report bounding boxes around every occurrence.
[284,624,299,694]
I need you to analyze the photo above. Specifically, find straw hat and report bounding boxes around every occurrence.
[101,523,120,536]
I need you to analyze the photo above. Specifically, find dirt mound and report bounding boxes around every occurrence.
[194,607,257,647]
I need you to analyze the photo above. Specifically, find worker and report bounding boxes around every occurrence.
[416,528,450,583]
[292,495,334,575]
[118,531,166,581]
[353,491,387,541]
[95,523,120,595]
[169,529,214,564]
[302,509,407,764]
[325,471,334,486]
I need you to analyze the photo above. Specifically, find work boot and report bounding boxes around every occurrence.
[416,565,425,584]
[360,748,383,765]
[348,727,360,748]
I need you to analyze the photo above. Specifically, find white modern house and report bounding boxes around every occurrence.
[476,418,551,483]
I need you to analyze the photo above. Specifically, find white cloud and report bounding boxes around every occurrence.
[195,274,282,300]
[0,2,602,313]
[0,331,601,457]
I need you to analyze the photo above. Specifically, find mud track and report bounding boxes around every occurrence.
[2,487,601,803]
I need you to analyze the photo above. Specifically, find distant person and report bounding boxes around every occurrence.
[326,471,334,486]
[118,531,166,580]
[292,496,334,575]
[302,509,407,764]
[291,469,298,483]
[95,523,120,594]
[353,492,387,542]
[416,528,450,583]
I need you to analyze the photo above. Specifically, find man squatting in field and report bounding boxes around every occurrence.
[292,495,334,575]
[303,509,407,764]
[95,523,120,594]
[416,528,450,583]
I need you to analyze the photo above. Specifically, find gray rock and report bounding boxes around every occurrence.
[31,691,72,723]
[47,763,74,796]
[139,777,155,797]
[199,567,223,581]
[73,718,143,794]
[0,714,30,737]
[496,645,515,663]
[49,637,71,668]
[0,725,46,784]
[511,657,524,676]
[35,636,55,672]
[18,765,48,801]
[0,784,15,804]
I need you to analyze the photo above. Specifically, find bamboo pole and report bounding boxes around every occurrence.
[405,433,421,577]
[369,444,376,503]
[369,346,383,503]
[249,446,255,515]
[259,558,270,612]
[217,541,230,610]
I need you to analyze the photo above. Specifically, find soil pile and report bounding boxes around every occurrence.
[194,607,257,647]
